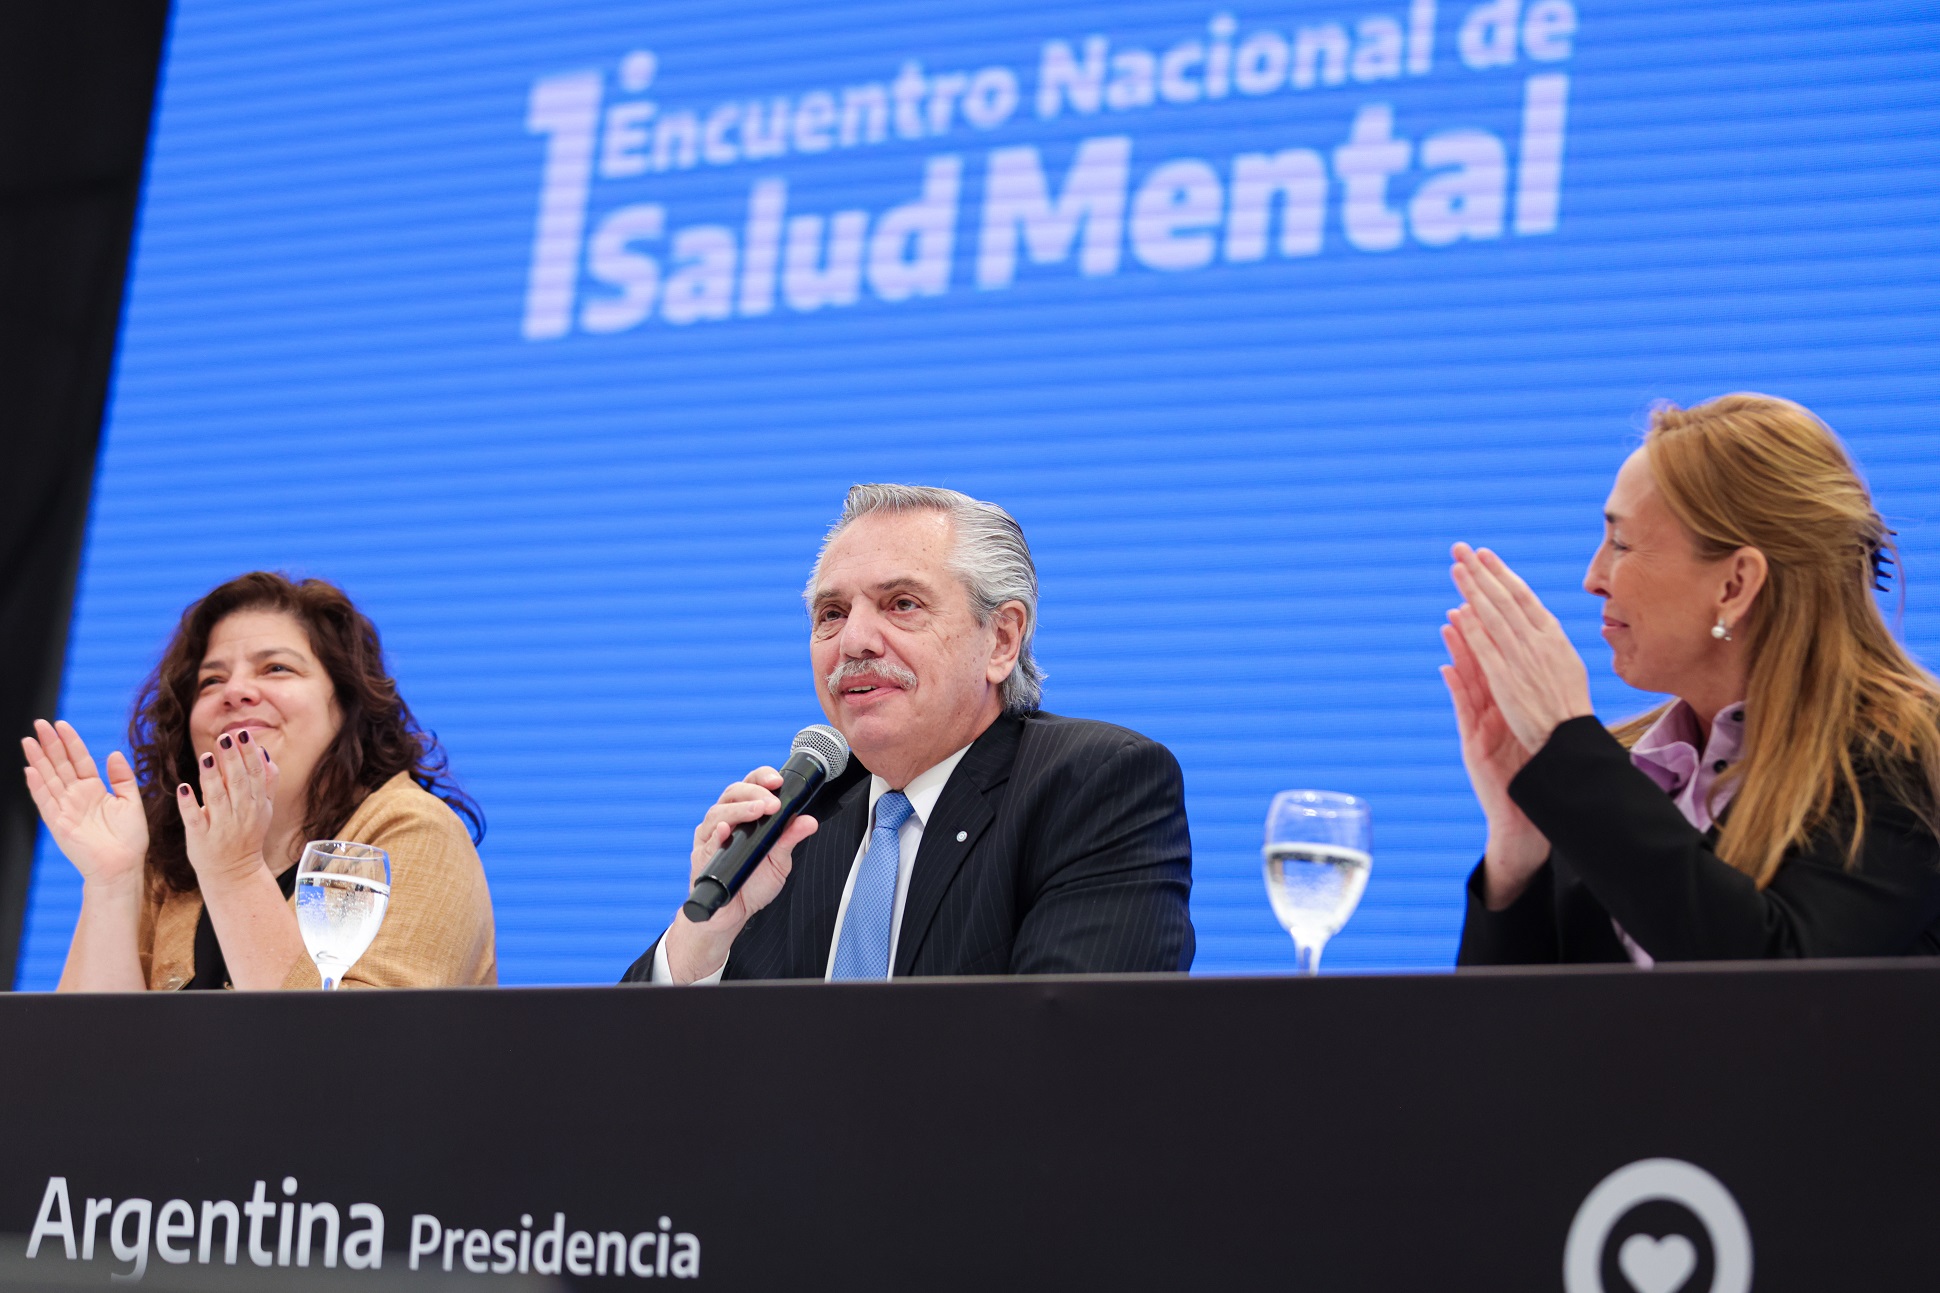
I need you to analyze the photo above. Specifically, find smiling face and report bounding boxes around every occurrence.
[189,609,344,810]
[1583,448,1741,699]
[808,509,1020,788]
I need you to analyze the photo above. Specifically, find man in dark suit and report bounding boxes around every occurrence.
[623,484,1193,983]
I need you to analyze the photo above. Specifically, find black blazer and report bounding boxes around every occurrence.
[1459,715,1940,965]
[622,710,1195,981]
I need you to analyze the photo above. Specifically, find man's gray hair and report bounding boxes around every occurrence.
[808,483,1044,713]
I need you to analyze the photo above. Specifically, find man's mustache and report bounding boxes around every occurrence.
[826,658,918,696]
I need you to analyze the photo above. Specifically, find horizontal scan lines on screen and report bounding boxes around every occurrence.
[95,318,1940,442]
[1197,870,1466,915]
[98,345,1940,452]
[109,198,1940,356]
[89,420,1630,490]
[79,421,1620,505]
[1206,911,1465,948]
[113,173,1932,337]
[126,131,1940,258]
[134,220,1940,344]
[102,243,1940,381]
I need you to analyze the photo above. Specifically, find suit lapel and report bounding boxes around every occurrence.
[893,714,1022,976]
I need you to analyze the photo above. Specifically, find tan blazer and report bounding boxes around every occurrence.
[137,771,497,990]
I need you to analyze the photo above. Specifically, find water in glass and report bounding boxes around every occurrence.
[295,840,390,990]
[1263,791,1371,975]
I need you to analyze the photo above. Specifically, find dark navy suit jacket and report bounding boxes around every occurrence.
[622,710,1195,981]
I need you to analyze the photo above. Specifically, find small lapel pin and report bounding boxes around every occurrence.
[955,830,967,843]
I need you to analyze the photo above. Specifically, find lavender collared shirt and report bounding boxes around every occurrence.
[1613,700,1747,967]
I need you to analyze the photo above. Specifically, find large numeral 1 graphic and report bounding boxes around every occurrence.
[522,71,604,340]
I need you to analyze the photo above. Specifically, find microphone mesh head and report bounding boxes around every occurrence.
[791,724,850,778]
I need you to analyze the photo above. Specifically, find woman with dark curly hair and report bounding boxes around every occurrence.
[24,572,495,990]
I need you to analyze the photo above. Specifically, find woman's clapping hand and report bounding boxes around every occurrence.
[22,720,148,888]
[178,727,280,885]
[1442,543,1593,908]
[1446,543,1594,750]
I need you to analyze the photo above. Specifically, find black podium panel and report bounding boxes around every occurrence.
[0,963,1934,1291]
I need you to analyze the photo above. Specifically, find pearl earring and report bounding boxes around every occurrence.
[1711,617,1732,642]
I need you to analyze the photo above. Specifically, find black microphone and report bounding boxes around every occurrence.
[681,724,850,923]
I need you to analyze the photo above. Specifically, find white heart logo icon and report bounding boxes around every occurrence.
[1566,1160,1751,1293]
[1617,1233,1697,1293]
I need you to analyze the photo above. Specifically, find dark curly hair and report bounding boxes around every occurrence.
[129,572,483,893]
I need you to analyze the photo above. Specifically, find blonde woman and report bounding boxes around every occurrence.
[1444,393,1940,963]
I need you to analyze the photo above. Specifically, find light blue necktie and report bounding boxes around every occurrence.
[830,790,914,981]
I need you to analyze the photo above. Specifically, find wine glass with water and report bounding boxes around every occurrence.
[1263,791,1371,975]
[294,841,391,990]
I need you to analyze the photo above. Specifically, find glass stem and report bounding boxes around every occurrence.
[318,961,342,991]
[1292,935,1325,976]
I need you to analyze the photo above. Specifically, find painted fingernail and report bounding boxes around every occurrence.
[237,729,250,745]
[177,783,191,797]
[219,734,233,749]
[202,753,215,769]
[262,748,271,763]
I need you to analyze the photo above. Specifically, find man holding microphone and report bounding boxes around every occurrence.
[624,484,1194,984]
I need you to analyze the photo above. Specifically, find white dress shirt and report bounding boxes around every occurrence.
[651,744,972,984]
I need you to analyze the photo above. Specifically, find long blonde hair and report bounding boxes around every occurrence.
[1607,394,1940,885]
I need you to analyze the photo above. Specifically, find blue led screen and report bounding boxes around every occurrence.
[17,0,1940,986]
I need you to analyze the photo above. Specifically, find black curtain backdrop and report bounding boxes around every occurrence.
[0,3,169,986]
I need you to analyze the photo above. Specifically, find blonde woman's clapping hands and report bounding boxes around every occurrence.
[1441,543,1595,908]
[1446,543,1595,749]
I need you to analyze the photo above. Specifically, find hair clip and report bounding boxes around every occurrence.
[1870,530,1898,592]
